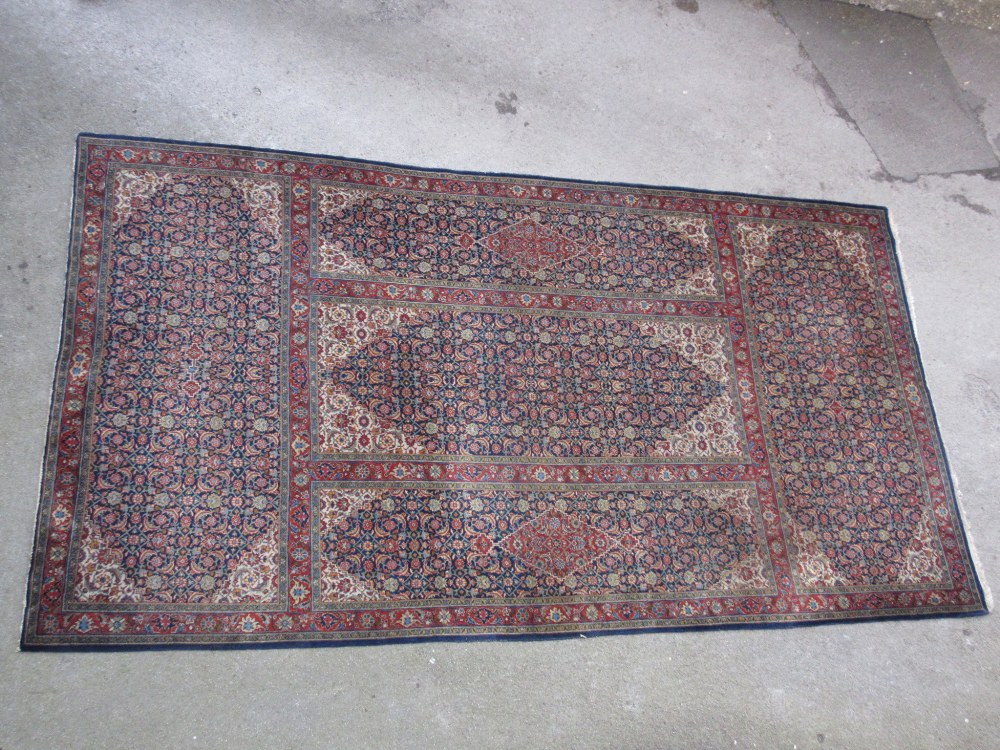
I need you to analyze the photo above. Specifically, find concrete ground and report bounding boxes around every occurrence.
[1,0,998,747]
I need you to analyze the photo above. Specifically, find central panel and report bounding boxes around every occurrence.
[310,297,748,463]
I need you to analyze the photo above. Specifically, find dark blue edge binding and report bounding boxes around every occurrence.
[19,133,988,651]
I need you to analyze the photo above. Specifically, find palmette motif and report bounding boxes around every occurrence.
[21,136,985,647]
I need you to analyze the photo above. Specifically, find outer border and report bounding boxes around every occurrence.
[81,133,900,210]
[20,133,988,650]
[21,137,89,650]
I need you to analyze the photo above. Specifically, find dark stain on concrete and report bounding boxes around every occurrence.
[873,165,1000,182]
[964,374,1000,423]
[370,0,447,23]
[948,193,993,216]
[674,0,699,12]
[807,61,855,128]
[495,92,518,115]
[17,260,29,284]
[958,88,987,117]
[870,169,918,184]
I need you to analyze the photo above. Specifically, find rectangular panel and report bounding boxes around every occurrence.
[310,296,749,464]
[313,180,724,301]
[45,163,289,617]
[313,482,775,610]
[733,219,959,594]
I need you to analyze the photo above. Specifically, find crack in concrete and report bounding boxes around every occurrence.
[872,165,1000,182]
[931,22,1000,163]
[768,0,1000,182]
[767,1,895,177]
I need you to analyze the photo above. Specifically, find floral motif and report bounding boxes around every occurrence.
[213,537,282,604]
[73,522,142,603]
[230,177,284,240]
[112,169,175,227]
[639,319,744,457]
[500,509,621,579]
[479,218,600,273]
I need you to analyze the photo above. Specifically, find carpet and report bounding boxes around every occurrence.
[22,134,987,647]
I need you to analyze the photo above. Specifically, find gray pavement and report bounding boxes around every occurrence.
[1,1,998,748]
